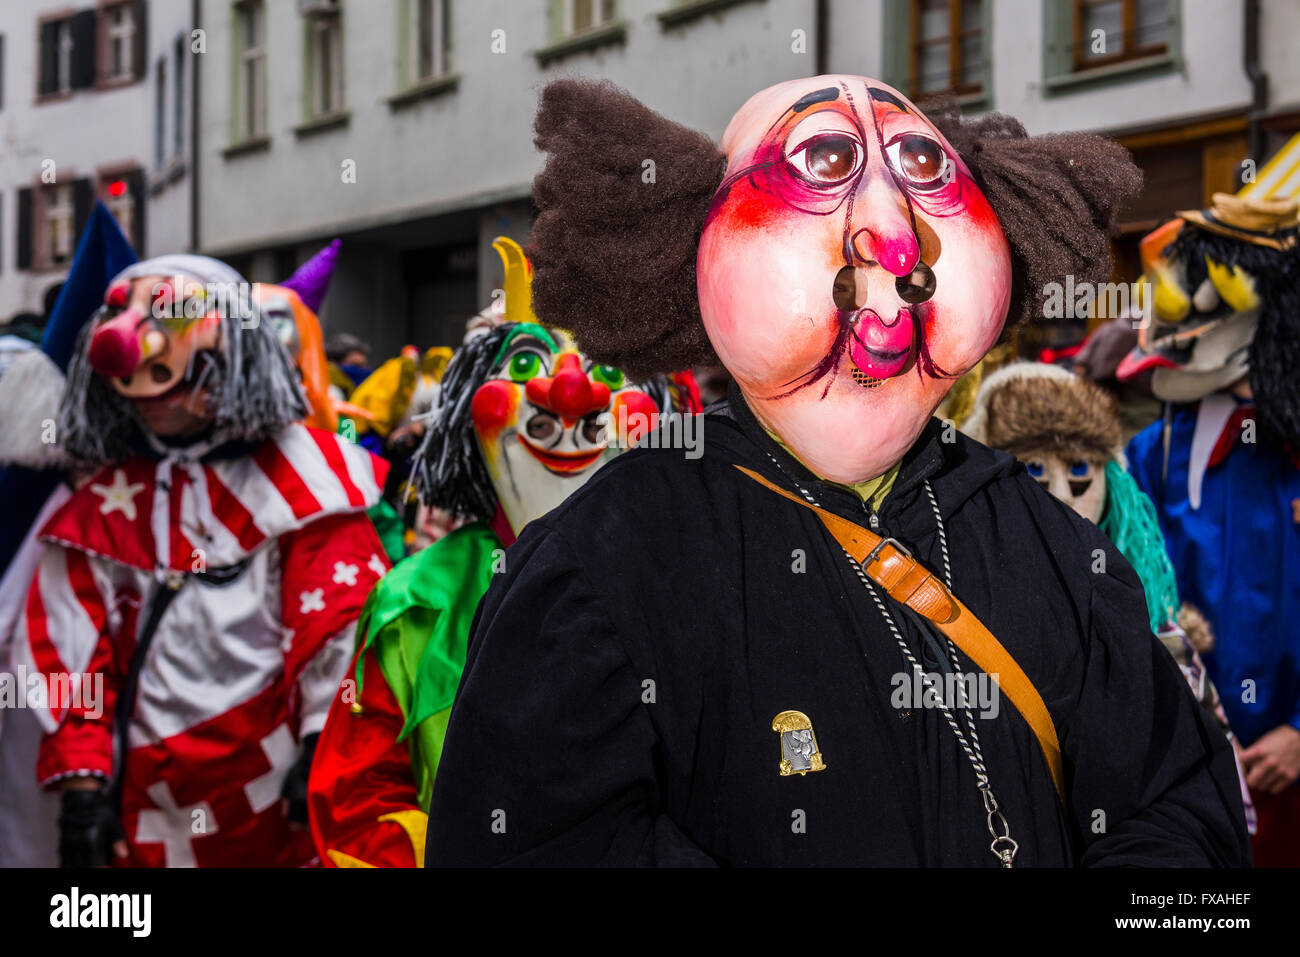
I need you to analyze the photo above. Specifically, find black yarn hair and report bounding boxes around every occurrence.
[1166,224,1300,449]
[411,324,513,522]
[58,304,309,465]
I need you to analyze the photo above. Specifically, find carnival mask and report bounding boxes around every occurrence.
[1117,194,1299,403]
[470,323,657,534]
[254,283,337,433]
[1023,454,1107,524]
[87,270,232,437]
[697,76,1012,482]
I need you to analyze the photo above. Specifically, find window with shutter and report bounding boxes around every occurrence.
[37,19,68,98]
[16,188,32,271]
[99,2,137,85]
[69,10,97,90]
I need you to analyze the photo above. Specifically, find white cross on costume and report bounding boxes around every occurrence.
[299,588,325,614]
[244,724,299,813]
[332,561,359,586]
[367,554,387,579]
[135,780,217,868]
[90,468,146,521]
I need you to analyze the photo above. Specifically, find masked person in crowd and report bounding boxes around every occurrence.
[307,239,694,866]
[1118,192,1300,866]
[425,77,1249,867]
[13,254,390,867]
[965,361,1254,833]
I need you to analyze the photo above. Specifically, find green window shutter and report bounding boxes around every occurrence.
[546,0,564,43]
[881,0,908,94]
[228,7,241,142]
[301,16,313,120]
[443,0,453,72]
[1041,0,1068,82]
[396,0,411,89]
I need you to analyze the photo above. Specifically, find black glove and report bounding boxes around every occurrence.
[280,732,320,825]
[58,786,125,867]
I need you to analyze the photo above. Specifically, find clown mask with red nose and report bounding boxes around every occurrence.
[60,255,306,464]
[471,323,656,535]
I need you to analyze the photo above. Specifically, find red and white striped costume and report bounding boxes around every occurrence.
[14,424,390,867]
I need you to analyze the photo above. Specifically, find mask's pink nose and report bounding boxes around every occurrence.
[88,310,143,379]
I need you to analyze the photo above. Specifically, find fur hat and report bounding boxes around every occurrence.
[965,362,1122,464]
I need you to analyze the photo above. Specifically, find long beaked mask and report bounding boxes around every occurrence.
[471,323,657,535]
[60,254,306,463]
[698,76,1012,483]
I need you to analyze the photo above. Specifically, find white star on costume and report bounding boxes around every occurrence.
[299,589,325,614]
[367,554,387,579]
[90,469,145,521]
[332,562,359,586]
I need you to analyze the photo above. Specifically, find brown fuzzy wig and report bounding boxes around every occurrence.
[982,373,1123,464]
[923,100,1143,326]
[530,80,1141,378]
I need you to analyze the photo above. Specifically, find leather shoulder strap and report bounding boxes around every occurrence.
[735,465,1065,804]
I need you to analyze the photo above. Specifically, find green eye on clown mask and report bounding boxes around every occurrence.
[508,352,543,382]
[591,365,625,389]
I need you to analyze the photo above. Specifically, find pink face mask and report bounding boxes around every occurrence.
[697,76,1012,483]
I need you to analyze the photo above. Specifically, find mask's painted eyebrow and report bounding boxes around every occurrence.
[492,322,558,365]
[866,87,913,115]
[790,86,840,113]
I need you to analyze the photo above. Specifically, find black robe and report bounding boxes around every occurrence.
[426,388,1250,867]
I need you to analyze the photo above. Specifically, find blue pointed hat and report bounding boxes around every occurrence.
[0,202,137,575]
[42,201,138,370]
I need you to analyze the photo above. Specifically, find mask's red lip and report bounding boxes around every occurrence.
[516,436,605,474]
[848,308,915,379]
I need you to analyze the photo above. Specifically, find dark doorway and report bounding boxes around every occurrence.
[404,241,479,350]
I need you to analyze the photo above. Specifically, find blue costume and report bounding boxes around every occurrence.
[1127,401,1300,750]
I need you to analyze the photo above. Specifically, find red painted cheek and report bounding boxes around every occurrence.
[711,181,803,237]
[471,381,519,444]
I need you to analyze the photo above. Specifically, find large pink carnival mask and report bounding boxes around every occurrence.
[528,75,1139,483]
[698,78,1011,482]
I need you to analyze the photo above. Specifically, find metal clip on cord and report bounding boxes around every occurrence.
[982,784,1019,868]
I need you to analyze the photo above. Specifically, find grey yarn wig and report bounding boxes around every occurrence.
[59,255,308,465]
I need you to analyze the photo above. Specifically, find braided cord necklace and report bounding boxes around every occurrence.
[763,450,1020,867]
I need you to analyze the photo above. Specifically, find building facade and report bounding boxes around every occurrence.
[5,1,1299,350]
[0,0,195,322]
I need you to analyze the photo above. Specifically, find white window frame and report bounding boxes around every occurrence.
[56,20,74,95]
[412,0,449,83]
[102,177,135,245]
[563,0,616,38]
[104,2,136,82]
[44,184,75,268]
[310,11,344,116]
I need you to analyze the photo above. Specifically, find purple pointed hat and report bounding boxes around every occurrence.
[282,238,341,314]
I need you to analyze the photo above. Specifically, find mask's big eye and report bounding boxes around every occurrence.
[1026,460,1045,479]
[508,352,542,383]
[789,133,862,185]
[591,365,624,390]
[885,134,950,191]
[1069,461,1090,478]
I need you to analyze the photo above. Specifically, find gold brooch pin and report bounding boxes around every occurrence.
[772,710,826,776]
